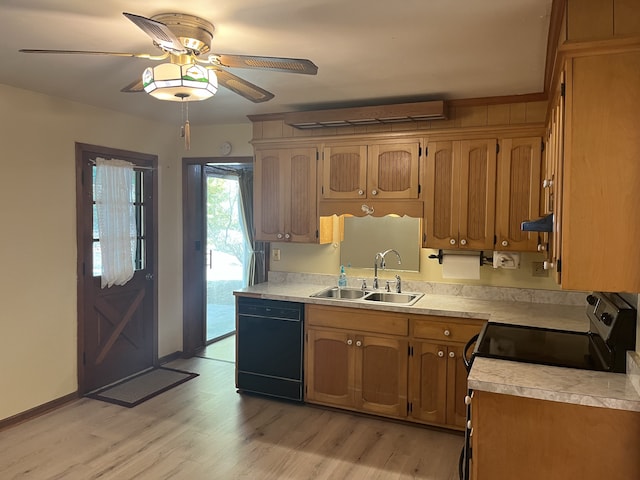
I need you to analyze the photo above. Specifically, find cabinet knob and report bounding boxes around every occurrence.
[444,329,451,337]
[277,233,283,239]
[449,351,455,358]
[358,189,364,196]
[438,350,444,357]
[543,260,554,270]
[371,189,378,196]
[355,340,362,347]
[464,395,472,405]
[449,238,456,246]
[347,339,353,345]
[284,233,291,239]
[501,240,509,247]
[460,239,467,246]
[467,420,472,430]
[537,244,547,252]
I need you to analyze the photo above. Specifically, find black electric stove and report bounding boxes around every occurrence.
[472,292,637,373]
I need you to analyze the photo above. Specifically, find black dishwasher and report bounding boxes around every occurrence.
[236,297,304,401]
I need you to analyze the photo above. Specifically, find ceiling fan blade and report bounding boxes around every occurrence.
[19,49,167,60]
[212,54,318,75]
[123,12,187,54]
[121,78,144,93]
[213,69,275,103]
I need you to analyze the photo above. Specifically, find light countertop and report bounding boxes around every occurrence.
[235,279,640,412]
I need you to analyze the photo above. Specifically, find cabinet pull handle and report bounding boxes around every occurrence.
[284,233,291,239]
[347,339,353,345]
[371,189,378,196]
[543,260,554,270]
[449,351,455,358]
[438,350,444,357]
[501,240,509,247]
[460,239,467,246]
[464,395,472,405]
[355,340,362,347]
[358,189,364,196]
[444,330,451,336]
[277,233,283,239]
[449,238,456,245]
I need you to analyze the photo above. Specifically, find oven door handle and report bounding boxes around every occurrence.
[463,333,479,372]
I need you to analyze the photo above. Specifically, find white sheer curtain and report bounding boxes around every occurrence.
[95,157,136,288]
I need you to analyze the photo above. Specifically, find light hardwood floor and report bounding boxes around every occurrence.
[0,357,463,479]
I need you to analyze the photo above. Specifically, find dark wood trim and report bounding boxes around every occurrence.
[181,155,253,357]
[158,350,184,364]
[544,0,567,94]
[75,143,159,394]
[0,392,78,432]
[446,92,547,107]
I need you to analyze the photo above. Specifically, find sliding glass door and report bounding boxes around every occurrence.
[205,171,249,343]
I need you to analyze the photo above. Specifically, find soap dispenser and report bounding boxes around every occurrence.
[338,265,347,287]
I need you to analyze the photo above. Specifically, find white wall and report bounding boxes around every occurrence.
[0,83,254,421]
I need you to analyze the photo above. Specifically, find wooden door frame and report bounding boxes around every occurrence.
[181,155,253,357]
[75,142,159,394]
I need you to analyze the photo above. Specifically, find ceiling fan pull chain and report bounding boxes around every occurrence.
[184,101,191,151]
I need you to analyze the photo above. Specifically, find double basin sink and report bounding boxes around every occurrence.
[311,286,424,306]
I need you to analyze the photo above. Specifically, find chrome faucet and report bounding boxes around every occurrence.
[373,249,402,289]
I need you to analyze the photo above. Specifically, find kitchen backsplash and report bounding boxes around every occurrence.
[267,271,587,305]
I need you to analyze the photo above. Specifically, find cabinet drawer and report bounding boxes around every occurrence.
[307,304,408,336]
[412,316,483,343]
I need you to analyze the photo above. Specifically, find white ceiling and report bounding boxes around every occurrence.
[0,0,553,126]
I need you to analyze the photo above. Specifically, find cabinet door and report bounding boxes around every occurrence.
[254,148,318,243]
[288,148,318,242]
[495,137,542,252]
[254,149,286,241]
[424,141,460,249]
[409,341,447,425]
[458,139,497,250]
[321,144,367,199]
[356,335,408,418]
[368,142,420,199]
[305,328,356,408]
[445,345,468,428]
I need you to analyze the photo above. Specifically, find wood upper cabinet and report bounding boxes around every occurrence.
[321,141,420,200]
[254,147,318,243]
[559,51,640,292]
[424,139,497,250]
[495,137,543,252]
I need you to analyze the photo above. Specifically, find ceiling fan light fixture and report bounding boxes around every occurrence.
[142,63,218,101]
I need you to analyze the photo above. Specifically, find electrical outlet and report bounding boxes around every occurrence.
[272,248,281,261]
[532,261,548,277]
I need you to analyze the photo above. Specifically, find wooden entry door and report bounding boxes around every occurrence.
[76,143,158,393]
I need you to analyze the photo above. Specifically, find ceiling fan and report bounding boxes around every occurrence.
[19,12,318,104]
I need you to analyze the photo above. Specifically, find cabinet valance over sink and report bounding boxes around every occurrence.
[319,200,424,218]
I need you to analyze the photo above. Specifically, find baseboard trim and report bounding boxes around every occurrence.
[0,392,78,431]
[158,350,183,365]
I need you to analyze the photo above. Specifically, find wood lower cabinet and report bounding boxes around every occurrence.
[471,391,640,480]
[305,304,483,429]
[254,147,319,243]
[305,305,408,418]
[410,317,481,429]
[424,139,497,250]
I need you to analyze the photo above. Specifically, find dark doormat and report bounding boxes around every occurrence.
[86,367,198,408]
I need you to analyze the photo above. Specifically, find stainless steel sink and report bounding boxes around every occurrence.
[311,286,368,300]
[311,287,423,305]
[364,292,422,304]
